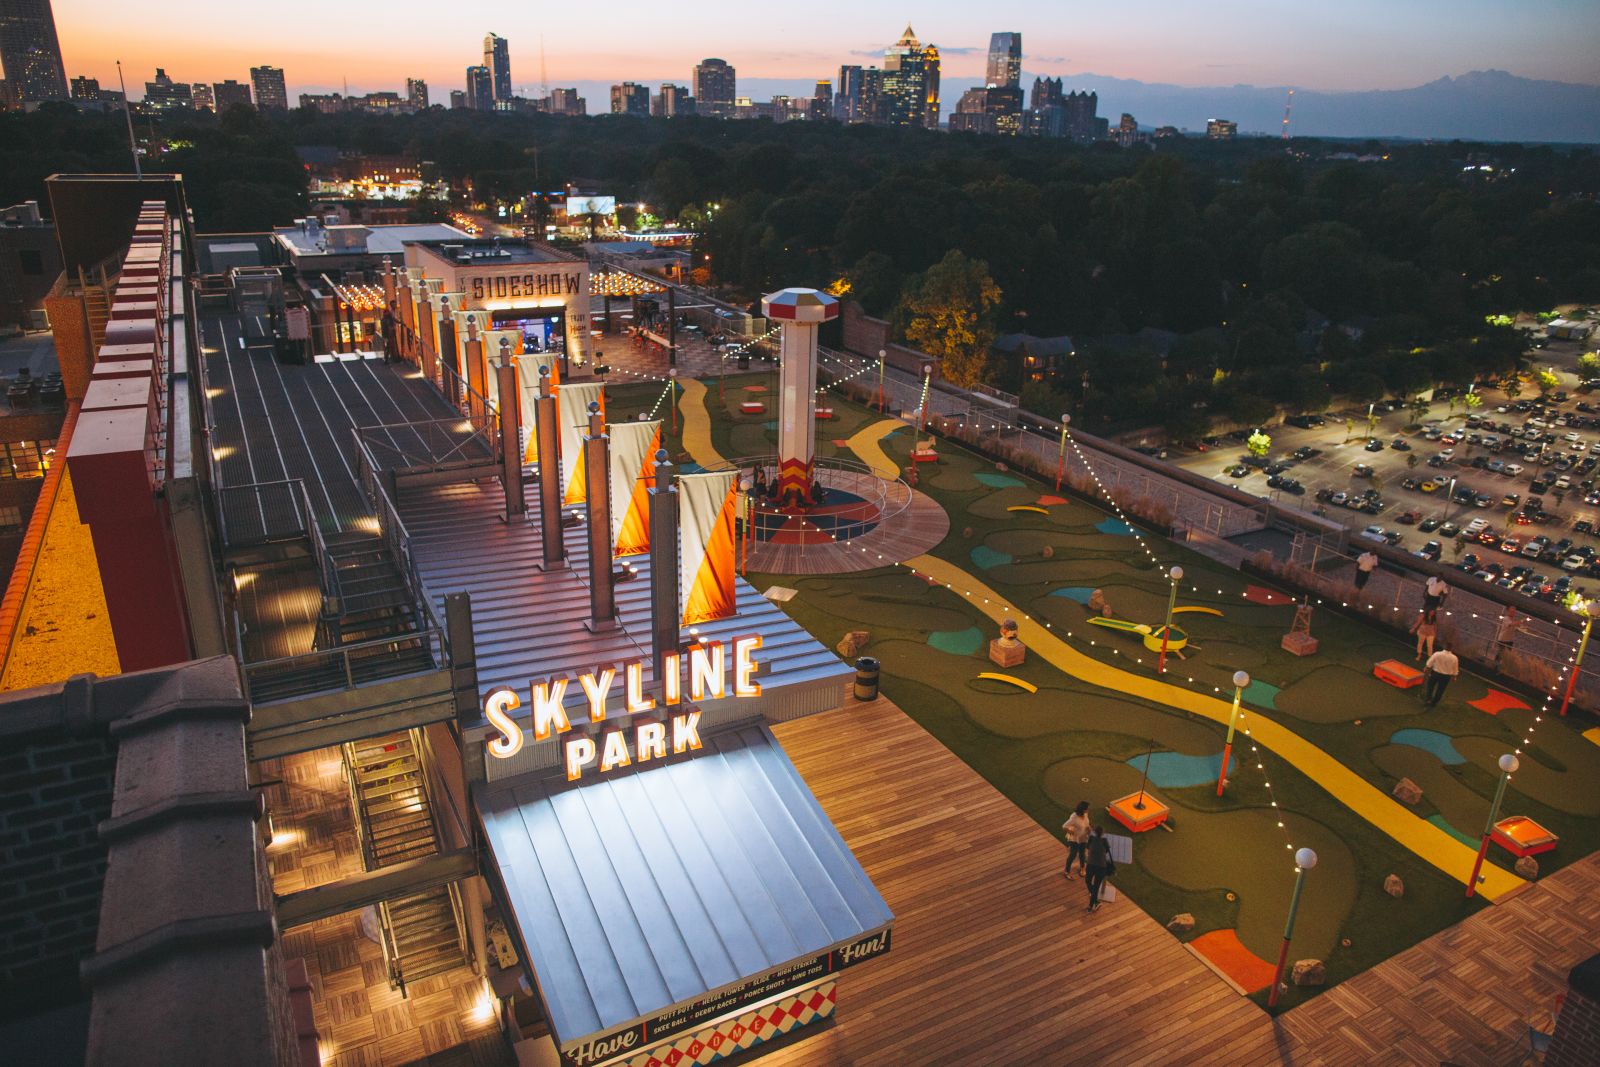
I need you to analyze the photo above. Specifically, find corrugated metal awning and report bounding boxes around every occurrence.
[478,722,892,1049]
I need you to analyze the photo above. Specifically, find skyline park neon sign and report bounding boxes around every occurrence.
[482,636,763,780]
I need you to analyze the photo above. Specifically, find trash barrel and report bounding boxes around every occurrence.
[853,656,880,701]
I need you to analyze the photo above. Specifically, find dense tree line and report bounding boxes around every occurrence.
[3,105,1596,433]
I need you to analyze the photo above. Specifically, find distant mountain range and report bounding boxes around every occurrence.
[554,69,1598,143]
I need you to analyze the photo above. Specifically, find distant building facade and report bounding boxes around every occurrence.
[653,83,693,117]
[1026,78,1103,141]
[189,83,213,112]
[483,33,511,105]
[449,89,467,110]
[882,25,939,129]
[299,92,345,114]
[986,32,1021,89]
[143,68,192,111]
[250,65,288,110]
[692,58,735,116]
[213,79,252,111]
[949,86,1024,136]
[546,87,584,116]
[811,79,832,121]
[1207,117,1238,139]
[0,0,68,103]
[465,65,492,110]
[406,77,428,111]
[610,82,649,116]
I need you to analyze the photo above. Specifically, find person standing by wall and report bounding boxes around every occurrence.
[1062,801,1091,879]
[1355,549,1379,600]
[1411,609,1439,662]
[1423,645,1460,707]
[1423,574,1451,614]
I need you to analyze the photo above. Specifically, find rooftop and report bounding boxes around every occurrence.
[406,236,582,267]
[271,222,470,258]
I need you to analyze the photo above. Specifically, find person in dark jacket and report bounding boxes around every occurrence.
[1084,825,1113,912]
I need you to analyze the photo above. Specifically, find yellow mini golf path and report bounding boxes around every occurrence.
[677,377,728,468]
[904,552,1524,901]
[844,417,904,479]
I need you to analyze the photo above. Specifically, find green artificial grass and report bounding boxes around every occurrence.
[657,372,1600,1009]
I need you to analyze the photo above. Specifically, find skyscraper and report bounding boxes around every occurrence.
[0,0,69,102]
[213,79,252,111]
[190,82,214,112]
[610,82,649,116]
[692,58,735,116]
[449,89,467,110]
[654,83,693,117]
[882,25,939,129]
[950,86,1023,136]
[466,65,492,111]
[143,68,193,111]
[547,87,584,116]
[811,79,832,121]
[483,33,511,104]
[986,32,1021,89]
[250,66,287,110]
[406,77,429,111]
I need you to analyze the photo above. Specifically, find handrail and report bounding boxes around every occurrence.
[355,417,498,475]
[438,360,501,446]
[294,478,341,616]
[239,625,443,702]
[350,431,451,656]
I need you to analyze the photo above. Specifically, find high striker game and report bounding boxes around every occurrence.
[762,287,840,507]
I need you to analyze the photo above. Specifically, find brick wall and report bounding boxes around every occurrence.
[0,730,116,1020]
[1548,954,1600,1067]
[839,302,940,378]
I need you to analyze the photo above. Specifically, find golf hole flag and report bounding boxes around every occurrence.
[514,354,560,464]
[609,420,660,556]
[558,382,605,505]
[679,471,739,625]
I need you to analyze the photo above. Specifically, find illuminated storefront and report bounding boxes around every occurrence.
[403,238,593,370]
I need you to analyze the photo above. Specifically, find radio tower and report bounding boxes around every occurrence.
[540,35,549,100]
[1281,88,1294,140]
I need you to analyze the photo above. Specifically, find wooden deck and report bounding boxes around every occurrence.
[1276,850,1600,1066]
[768,695,1287,1066]
[766,694,1598,1066]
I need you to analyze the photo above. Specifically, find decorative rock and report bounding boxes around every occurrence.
[1087,588,1112,618]
[836,631,871,658]
[1383,874,1404,898]
[1391,777,1424,805]
[962,526,974,539]
[1166,913,1195,934]
[996,461,1008,472]
[1291,959,1326,987]
[1515,855,1539,880]
[1042,545,1055,559]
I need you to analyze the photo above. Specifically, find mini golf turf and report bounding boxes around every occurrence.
[686,377,1598,1009]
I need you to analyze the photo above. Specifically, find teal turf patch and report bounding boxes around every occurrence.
[928,626,984,656]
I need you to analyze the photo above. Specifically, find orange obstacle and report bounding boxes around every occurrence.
[1492,815,1557,858]
[1374,659,1424,689]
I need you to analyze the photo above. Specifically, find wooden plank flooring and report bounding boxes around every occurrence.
[260,746,368,895]
[767,695,1283,1066]
[766,694,1597,1066]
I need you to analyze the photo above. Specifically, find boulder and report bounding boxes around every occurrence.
[996,461,1009,472]
[1166,913,1195,934]
[1290,959,1326,987]
[1042,545,1055,559]
[962,526,974,539]
[1383,874,1404,898]
[1391,777,1424,805]
[836,631,871,658]
[1515,855,1539,880]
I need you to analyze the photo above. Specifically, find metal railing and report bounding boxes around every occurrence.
[355,418,498,477]
[353,433,452,657]
[217,478,342,616]
[731,453,914,546]
[239,627,443,703]
[438,359,501,443]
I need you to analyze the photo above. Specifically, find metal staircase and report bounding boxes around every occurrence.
[343,731,470,995]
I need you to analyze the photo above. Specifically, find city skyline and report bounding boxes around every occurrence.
[41,0,1600,101]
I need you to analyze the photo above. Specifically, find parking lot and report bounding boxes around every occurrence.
[1170,333,1600,606]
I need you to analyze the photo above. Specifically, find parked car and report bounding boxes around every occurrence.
[1439,521,1461,537]
[1354,464,1375,478]
[1418,540,1443,561]
[1390,438,1411,451]
[1359,525,1387,543]
[1465,517,1490,536]
[1502,493,1521,508]
[1365,438,1385,452]
[1419,516,1441,532]
[1397,509,1421,525]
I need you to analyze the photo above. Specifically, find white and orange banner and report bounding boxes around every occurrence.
[558,381,605,505]
[514,354,561,464]
[480,329,521,410]
[678,471,738,625]
[609,420,660,557]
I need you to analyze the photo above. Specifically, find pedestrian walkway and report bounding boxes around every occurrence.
[902,552,1525,901]
[676,376,728,467]
[843,416,903,479]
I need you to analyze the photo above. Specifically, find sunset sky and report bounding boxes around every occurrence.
[53,0,1600,98]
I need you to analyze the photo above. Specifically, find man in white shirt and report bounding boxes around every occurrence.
[1423,646,1460,707]
[1423,575,1450,612]
[1354,550,1379,598]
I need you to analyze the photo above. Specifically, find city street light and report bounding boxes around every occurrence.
[1157,565,1183,673]
[1055,414,1071,492]
[1441,475,1457,526]
[877,349,887,412]
[1217,670,1249,796]
[1465,753,1518,899]
[1558,593,1593,717]
[1267,848,1318,1008]
[668,367,679,435]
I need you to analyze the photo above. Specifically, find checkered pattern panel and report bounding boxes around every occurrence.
[626,982,837,1067]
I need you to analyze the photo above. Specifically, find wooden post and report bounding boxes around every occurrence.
[584,402,617,632]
